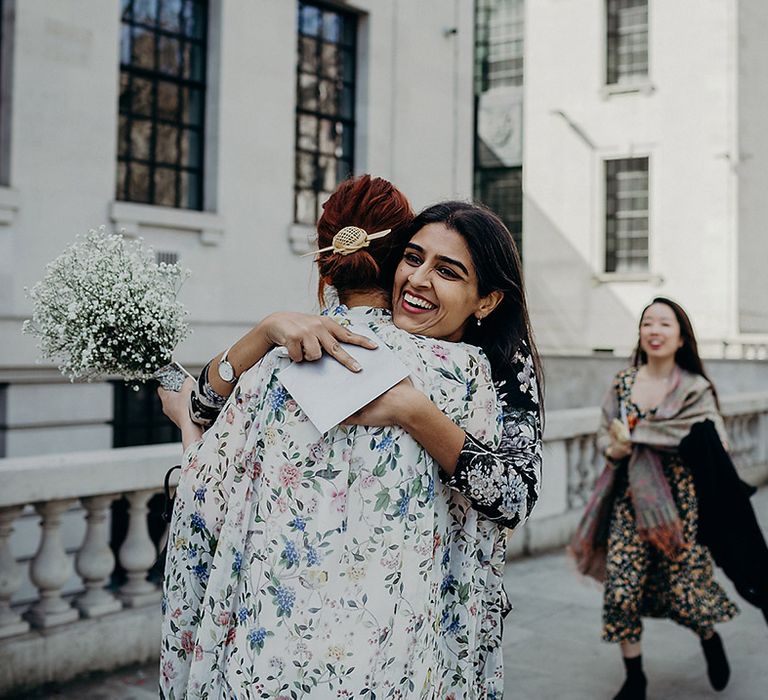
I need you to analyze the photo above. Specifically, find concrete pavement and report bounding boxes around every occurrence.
[502,487,768,700]
[24,489,768,699]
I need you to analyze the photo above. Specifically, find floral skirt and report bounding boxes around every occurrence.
[602,456,739,643]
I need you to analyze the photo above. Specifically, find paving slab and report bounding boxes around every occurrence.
[502,487,768,700]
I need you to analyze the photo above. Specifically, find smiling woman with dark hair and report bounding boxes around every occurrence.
[571,298,739,700]
[158,180,542,698]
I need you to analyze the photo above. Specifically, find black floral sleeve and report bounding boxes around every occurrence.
[441,350,543,530]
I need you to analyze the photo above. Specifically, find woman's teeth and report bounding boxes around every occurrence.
[404,292,436,310]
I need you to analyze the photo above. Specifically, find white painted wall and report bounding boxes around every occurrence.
[737,0,768,334]
[523,0,739,355]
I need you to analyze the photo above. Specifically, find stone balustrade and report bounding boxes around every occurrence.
[1,394,767,694]
[508,391,768,557]
[0,443,179,693]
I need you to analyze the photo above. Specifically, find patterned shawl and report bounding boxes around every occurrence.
[569,366,727,582]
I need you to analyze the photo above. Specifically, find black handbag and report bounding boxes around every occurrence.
[161,464,182,523]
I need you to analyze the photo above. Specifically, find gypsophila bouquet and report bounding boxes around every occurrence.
[23,226,190,386]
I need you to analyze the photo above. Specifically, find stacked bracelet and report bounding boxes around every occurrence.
[189,361,228,427]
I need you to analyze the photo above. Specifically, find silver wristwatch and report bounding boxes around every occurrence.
[217,345,237,384]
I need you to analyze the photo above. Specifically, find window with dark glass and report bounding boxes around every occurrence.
[112,381,180,447]
[606,0,648,85]
[475,168,523,248]
[294,1,356,225]
[474,0,524,252]
[605,157,649,273]
[117,0,207,209]
[475,0,524,92]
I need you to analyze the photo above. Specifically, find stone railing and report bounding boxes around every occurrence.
[507,391,768,558]
[1,393,767,693]
[0,443,179,694]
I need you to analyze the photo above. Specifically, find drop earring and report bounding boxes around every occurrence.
[476,316,482,327]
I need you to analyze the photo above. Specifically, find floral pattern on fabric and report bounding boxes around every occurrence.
[601,367,738,643]
[445,350,542,529]
[161,306,512,699]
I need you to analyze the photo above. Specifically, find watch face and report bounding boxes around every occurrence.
[218,360,235,383]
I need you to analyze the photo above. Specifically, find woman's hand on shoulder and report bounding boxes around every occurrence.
[342,378,424,428]
[261,312,377,372]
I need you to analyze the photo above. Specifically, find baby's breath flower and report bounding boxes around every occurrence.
[22,226,190,383]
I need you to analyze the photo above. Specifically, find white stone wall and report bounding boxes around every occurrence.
[0,0,475,456]
[523,0,740,355]
[737,0,768,334]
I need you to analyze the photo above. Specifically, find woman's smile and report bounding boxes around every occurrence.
[401,290,437,313]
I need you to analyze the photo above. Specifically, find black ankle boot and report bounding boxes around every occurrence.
[613,655,647,700]
[701,632,730,691]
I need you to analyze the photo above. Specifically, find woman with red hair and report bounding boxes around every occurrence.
[159,175,541,698]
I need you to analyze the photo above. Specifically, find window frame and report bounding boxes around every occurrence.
[603,155,651,274]
[117,0,209,211]
[293,0,358,226]
[605,0,649,87]
[473,0,525,255]
[474,166,523,252]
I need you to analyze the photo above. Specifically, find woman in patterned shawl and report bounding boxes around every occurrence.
[570,298,738,700]
[159,177,542,699]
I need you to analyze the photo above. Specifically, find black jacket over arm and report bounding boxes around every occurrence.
[680,419,768,610]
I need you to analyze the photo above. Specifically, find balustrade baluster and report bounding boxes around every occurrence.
[565,437,578,508]
[25,499,79,628]
[0,506,30,638]
[76,494,122,618]
[118,489,161,607]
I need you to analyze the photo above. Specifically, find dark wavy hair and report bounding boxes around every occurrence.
[316,175,414,307]
[395,201,544,413]
[632,296,719,406]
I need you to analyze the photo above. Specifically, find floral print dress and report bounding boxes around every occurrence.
[161,306,531,699]
[601,367,739,643]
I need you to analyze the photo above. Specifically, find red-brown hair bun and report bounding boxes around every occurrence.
[316,174,413,306]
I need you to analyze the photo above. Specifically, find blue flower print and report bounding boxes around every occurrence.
[190,512,206,532]
[193,561,209,584]
[247,626,269,652]
[289,516,306,531]
[444,616,461,636]
[232,551,243,576]
[305,545,321,566]
[440,574,456,595]
[269,386,288,411]
[281,541,300,568]
[275,585,296,616]
[376,434,394,452]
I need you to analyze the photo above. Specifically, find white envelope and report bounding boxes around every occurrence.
[277,325,410,435]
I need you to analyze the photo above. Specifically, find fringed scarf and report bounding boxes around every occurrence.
[569,366,727,582]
